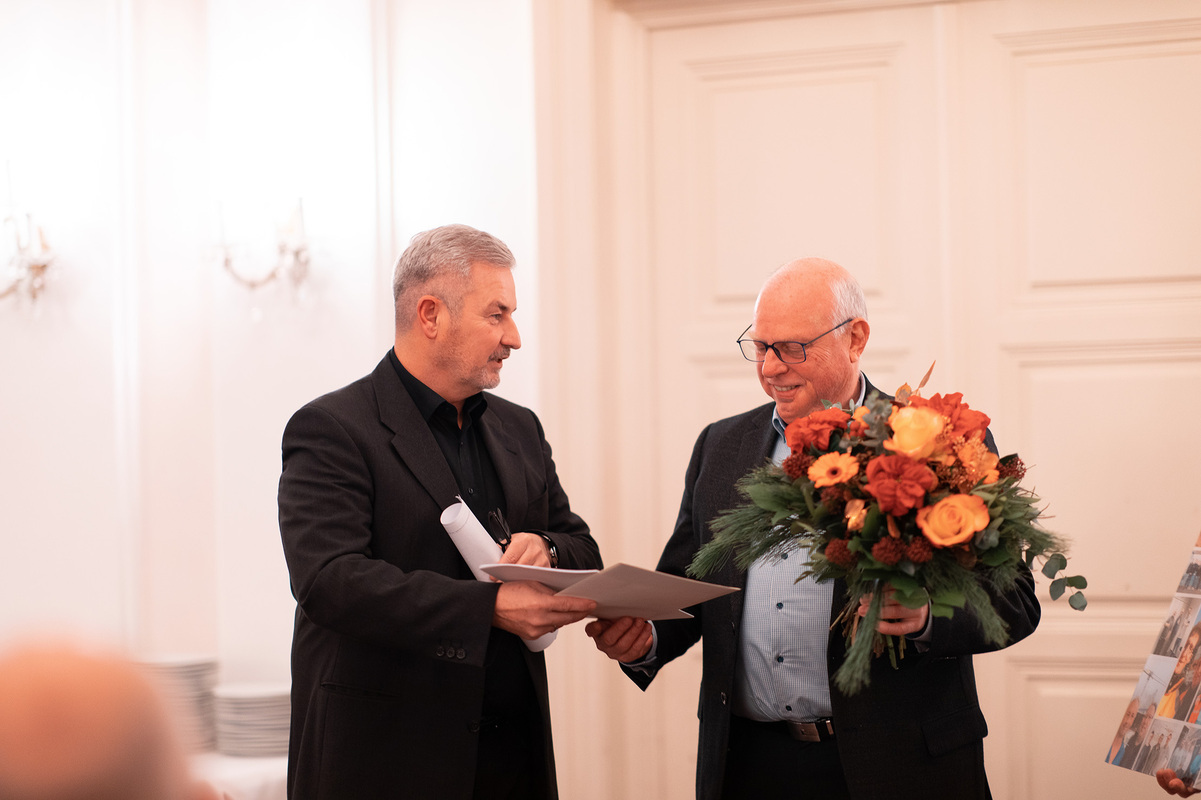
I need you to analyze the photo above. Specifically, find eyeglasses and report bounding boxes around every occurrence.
[736,318,854,364]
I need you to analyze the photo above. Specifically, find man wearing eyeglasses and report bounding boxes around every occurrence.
[587,257,1040,799]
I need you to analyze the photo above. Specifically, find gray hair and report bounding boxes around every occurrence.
[392,224,515,328]
[828,267,868,326]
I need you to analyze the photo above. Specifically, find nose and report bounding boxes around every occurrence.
[503,317,522,350]
[760,347,787,375]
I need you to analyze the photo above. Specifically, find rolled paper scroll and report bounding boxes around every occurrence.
[440,498,556,652]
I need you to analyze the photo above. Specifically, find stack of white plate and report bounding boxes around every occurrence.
[136,655,218,752]
[213,682,291,757]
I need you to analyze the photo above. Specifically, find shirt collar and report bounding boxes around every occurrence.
[388,348,488,424]
[771,371,866,438]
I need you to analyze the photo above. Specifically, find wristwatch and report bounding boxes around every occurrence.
[538,534,559,568]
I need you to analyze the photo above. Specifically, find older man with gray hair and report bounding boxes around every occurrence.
[279,224,602,799]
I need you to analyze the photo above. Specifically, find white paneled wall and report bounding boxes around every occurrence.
[0,0,540,689]
[534,0,1201,798]
[5,0,1201,798]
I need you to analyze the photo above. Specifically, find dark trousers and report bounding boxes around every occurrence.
[721,715,851,799]
[472,712,544,800]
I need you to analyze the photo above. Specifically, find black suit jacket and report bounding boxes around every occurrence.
[626,380,1041,800]
[278,354,602,799]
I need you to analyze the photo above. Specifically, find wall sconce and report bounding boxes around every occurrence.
[1,212,55,304]
[219,201,310,291]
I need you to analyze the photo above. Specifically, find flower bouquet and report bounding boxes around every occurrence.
[687,368,1085,694]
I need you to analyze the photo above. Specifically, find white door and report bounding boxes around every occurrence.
[534,1,1201,797]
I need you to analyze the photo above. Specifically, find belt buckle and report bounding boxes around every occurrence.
[787,718,834,742]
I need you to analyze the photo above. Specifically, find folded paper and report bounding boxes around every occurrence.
[480,562,738,620]
[440,498,556,652]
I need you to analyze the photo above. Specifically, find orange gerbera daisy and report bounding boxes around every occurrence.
[807,452,861,488]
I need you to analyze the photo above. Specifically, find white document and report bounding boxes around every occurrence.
[480,562,739,621]
[440,499,556,652]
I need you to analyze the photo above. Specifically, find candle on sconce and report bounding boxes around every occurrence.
[18,214,49,260]
[20,213,34,254]
[219,198,311,292]
[283,199,306,247]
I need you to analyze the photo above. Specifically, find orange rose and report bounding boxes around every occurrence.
[808,452,860,488]
[909,392,990,442]
[786,407,851,453]
[863,454,938,516]
[916,494,990,547]
[883,406,946,460]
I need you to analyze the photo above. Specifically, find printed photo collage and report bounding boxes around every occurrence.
[1107,532,1201,785]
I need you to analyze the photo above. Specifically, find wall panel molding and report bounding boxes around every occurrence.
[996,16,1201,55]
[996,17,1201,305]
[616,0,967,30]
[685,41,903,80]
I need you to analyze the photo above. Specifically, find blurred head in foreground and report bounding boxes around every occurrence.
[0,641,218,800]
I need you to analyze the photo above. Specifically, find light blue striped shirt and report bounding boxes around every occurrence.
[732,377,866,722]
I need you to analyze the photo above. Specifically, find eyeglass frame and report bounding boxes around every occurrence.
[736,318,855,364]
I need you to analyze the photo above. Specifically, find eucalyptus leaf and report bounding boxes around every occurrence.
[1068,592,1088,610]
[885,574,921,595]
[1042,553,1067,578]
[980,547,1012,567]
[930,602,957,619]
[975,522,1001,551]
[894,586,930,609]
[862,505,884,538]
[1049,577,1066,600]
[746,483,792,514]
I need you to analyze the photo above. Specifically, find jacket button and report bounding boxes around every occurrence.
[436,646,445,657]
[720,692,727,705]
[469,722,480,733]
[456,649,466,659]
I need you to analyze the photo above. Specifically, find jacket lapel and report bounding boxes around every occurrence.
[478,405,529,525]
[370,356,461,512]
[721,405,779,623]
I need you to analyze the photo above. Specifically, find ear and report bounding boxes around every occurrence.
[847,318,870,362]
[416,295,444,340]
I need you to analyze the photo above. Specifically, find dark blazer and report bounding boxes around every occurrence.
[625,380,1041,800]
[278,354,602,799]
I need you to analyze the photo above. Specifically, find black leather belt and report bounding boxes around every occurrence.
[734,715,836,743]
[785,717,835,742]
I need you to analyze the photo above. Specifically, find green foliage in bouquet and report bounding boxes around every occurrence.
[688,376,1085,695]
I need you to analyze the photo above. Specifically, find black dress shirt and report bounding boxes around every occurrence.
[388,350,536,721]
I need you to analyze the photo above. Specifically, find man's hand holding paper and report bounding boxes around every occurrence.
[494,581,598,641]
[586,617,654,663]
[481,562,738,622]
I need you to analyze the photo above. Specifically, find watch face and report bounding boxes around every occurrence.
[541,536,558,568]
